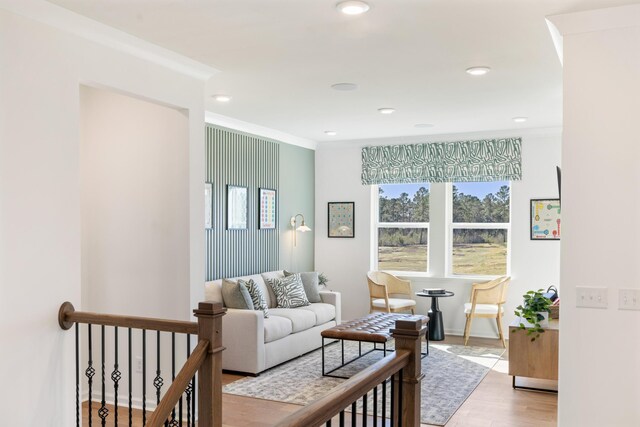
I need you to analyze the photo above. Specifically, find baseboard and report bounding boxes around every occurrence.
[444,329,508,341]
[81,390,197,419]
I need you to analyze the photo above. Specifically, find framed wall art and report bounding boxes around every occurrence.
[205,182,213,229]
[328,202,355,238]
[259,188,277,229]
[227,185,248,230]
[530,199,561,240]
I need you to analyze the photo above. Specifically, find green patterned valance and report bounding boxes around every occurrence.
[361,137,522,185]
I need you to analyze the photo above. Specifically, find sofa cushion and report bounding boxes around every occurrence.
[268,274,310,308]
[240,278,269,318]
[284,270,322,303]
[299,303,336,326]
[261,271,284,308]
[268,308,316,333]
[263,315,293,343]
[221,279,254,310]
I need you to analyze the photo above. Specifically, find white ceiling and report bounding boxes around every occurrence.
[47,0,640,143]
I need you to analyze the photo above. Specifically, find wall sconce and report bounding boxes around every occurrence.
[290,213,311,246]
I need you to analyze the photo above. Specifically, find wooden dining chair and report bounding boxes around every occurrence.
[463,276,511,347]
[367,271,416,314]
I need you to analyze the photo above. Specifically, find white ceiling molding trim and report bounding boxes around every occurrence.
[548,4,640,36]
[316,127,562,150]
[0,0,218,81]
[204,111,317,151]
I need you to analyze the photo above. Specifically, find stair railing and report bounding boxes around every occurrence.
[58,301,226,427]
[273,317,427,427]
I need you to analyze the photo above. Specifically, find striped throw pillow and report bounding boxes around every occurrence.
[239,279,269,318]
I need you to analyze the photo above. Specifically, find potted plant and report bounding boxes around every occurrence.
[513,289,552,341]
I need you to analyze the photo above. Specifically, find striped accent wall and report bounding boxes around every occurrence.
[205,125,280,280]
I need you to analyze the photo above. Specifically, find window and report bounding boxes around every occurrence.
[376,184,430,272]
[450,182,510,276]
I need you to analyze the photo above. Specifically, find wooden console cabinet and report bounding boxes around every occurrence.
[508,319,559,391]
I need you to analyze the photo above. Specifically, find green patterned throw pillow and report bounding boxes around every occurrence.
[283,270,322,303]
[268,274,310,308]
[239,279,269,318]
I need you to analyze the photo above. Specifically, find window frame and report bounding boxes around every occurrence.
[371,185,431,275]
[445,182,511,279]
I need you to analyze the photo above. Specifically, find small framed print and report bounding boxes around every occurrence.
[205,183,213,229]
[530,199,561,240]
[328,202,355,238]
[259,188,277,229]
[227,185,248,230]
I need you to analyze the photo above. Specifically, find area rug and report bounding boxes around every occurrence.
[223,341,505,425]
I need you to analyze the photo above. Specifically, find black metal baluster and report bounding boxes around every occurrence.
[351,401,356,426]
[382,378,387,424]
[87,324,95,427]
[128,328,132,427]
[112,326,121,426]
[326,420,332,427]
[390,375,395,427]
[153,331,165,426]
[339,410,344,427]
[75,323,80,427]
[170,332,177,426]
[178,334,183,427]
[143,329,147,426]
[362,393,368,427]
[99,325,109,425]
[398,370,403,427]
[191,374,196,427]
[185,335,191,427]
[373,385,378,427]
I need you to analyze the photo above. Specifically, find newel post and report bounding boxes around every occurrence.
[391,316,427,427]
[193,301,227,427]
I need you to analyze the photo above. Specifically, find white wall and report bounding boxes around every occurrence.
[550,5,640,426]
[315,128,561,339]
[0,8,206,426]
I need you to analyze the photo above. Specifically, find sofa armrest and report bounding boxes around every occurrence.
[319,290,341,325]
[221,308,265,374]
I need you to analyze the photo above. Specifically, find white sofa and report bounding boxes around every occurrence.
[205,270,341,375]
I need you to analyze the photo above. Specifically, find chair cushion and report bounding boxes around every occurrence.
[464,303,504,315]
[263,315,293,343]
[268,308,316,333]
[372,298,416,309]
[298,303,336,325]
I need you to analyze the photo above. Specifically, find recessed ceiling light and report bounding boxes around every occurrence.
[325,131,337,136]
[378,108,396,114]
[513,117,528,123]
[465,66,491,76]
[414,123,434,128]
[331,83,358,91]
[212,94,232,102]
[336,1,370,15]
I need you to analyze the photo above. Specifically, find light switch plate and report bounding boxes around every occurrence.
[576,287,608,309]
[618,289,640,311]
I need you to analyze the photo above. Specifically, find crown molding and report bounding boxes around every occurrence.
[548,4,640,37]
[0,0,218,81]
[204,111,317,150]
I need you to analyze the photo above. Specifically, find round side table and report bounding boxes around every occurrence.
[416,291,455,341]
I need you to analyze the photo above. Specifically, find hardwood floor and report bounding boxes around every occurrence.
[83,335,557,426]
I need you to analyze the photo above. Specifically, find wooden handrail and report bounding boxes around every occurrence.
[58,301,198,334]
[273,351,410,427]
[146,339,210,427]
